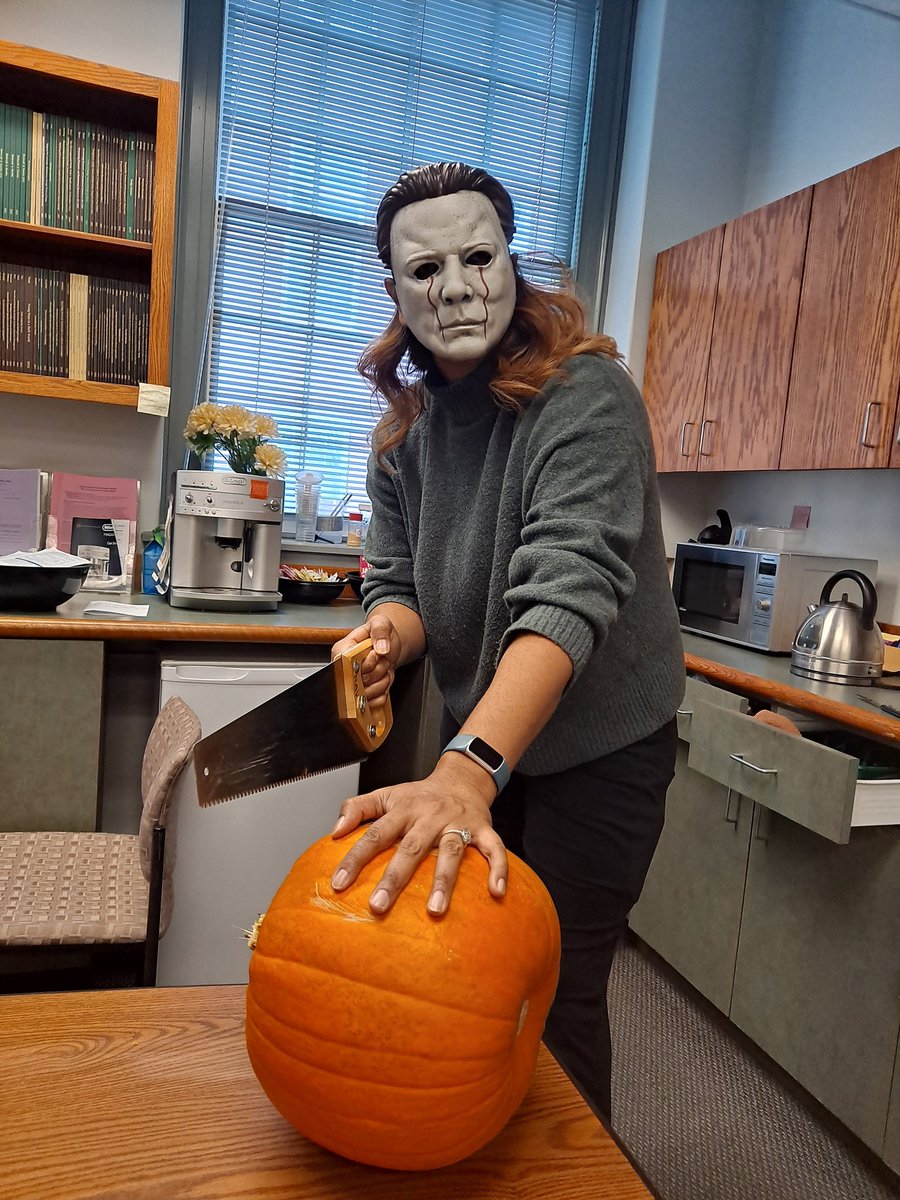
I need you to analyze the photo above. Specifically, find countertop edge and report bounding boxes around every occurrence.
[0,617,354,644]
[3,609,897,742]
[685,652,900,745]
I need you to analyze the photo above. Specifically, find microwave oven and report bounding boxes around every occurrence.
[672,543,879,652]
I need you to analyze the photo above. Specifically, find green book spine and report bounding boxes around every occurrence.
[45,113,56,227]
[4,103,13,221]
[10,103,20,221]
[125,130,136,239]
[1,103,11,221]
[83,122,92,232]
[14,104,24,221]
[63,116,73,229]
[0,103,7,222]
[22,105,32,223]
[16,104,27,221]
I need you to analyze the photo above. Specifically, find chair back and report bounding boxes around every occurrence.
[138,697,201,934]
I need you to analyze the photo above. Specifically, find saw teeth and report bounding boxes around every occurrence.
[196,762,366,806]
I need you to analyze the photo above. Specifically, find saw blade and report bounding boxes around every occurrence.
[192,660,368,806]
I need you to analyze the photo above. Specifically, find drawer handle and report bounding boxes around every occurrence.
[676,707,693,717]
[729,753,777,776]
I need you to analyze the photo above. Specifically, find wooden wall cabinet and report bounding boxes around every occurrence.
[780,146,900,469]
[643,225,724,472]
[645,145,900,473]
[0,39,178,408]
[644,189,811,472]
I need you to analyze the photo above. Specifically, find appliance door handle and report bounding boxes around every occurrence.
[676,707,693,717]
[860,400,882,448]
[729,752,777,776]
[698,419,714,456]
[679,420,695,457]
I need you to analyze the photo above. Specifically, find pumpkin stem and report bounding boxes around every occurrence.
[243,912,266,950]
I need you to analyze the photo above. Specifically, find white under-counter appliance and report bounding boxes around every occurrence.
[672,543,879,652]
[157,657,359,986]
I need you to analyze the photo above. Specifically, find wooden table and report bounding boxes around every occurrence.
[0,985,655,1200]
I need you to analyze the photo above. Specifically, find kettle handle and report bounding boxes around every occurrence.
[819,571,878,631]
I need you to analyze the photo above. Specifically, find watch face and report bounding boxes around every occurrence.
[469,736,504,772]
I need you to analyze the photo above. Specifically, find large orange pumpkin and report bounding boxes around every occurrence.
[245,826,561,1171]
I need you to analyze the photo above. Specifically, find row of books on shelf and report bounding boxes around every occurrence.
[0,263,150,384]
[0,102,155,240]
[0,468,138,591]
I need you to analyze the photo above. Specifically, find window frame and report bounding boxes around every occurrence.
[164,0,637,518]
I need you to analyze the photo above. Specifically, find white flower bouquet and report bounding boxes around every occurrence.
[183,403,287,477]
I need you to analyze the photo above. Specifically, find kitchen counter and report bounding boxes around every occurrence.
[682,631,900,745]
[2,594,897,744]
[0,591,365,644]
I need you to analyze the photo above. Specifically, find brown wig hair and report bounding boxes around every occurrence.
[358,161,619,465]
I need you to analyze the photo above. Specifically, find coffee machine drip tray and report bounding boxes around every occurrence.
[169,586,282,612]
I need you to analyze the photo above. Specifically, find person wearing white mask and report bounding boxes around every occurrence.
[328,162,685,1119]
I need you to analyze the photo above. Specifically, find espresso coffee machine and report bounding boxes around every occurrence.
[169,470,284,611]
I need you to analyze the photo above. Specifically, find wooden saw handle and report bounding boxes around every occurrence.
[334,638,393,753]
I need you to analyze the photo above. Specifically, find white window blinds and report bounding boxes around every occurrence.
[211,0,600,514]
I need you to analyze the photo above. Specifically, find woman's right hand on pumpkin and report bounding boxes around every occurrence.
[330,613,401,714]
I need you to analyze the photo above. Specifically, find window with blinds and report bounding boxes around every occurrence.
[210,0,600,515]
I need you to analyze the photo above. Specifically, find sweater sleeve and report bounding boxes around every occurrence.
[498,356,653,680]
[360,450,421,618]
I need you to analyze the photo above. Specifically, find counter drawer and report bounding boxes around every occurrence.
[688,703,857,843]
[676,675,747,744]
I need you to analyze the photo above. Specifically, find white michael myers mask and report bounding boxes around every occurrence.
[386,191,517,381]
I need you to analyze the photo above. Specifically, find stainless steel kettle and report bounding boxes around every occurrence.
[790,570,884,685]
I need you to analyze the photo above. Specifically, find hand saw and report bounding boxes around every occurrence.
[192,639,392,806]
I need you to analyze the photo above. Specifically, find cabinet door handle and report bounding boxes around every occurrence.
[752,805,772,843]
[676,707,693,717]
[723,786,740,826]
[860,400,882,448]
[698,419,714,457]
[729,752,777,776]
[678,421,695,457]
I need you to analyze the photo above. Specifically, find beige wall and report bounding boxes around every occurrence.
[1,0,184,531]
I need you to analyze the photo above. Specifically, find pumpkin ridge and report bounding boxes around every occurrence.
[246,1015,530,1162]
[247,993,518,1080]
[247,1008,513,1096]
[252,950,519,1025]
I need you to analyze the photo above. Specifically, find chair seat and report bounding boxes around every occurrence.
[0,832,149,946]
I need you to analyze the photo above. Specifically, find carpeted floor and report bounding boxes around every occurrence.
[608,938,900,1200]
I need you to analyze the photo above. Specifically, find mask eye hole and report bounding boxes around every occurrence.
[413,262,439,280]
[466,250,492,267]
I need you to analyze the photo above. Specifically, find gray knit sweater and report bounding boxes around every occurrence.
[362,352,685,774]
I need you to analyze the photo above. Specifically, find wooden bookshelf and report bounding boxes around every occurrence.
[0,39,178,408]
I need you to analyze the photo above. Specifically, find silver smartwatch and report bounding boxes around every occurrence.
[441,734,510,795]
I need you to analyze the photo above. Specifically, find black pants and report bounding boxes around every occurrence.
[441,711,677,1120]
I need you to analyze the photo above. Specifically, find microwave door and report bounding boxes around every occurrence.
[675,548,757,645]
